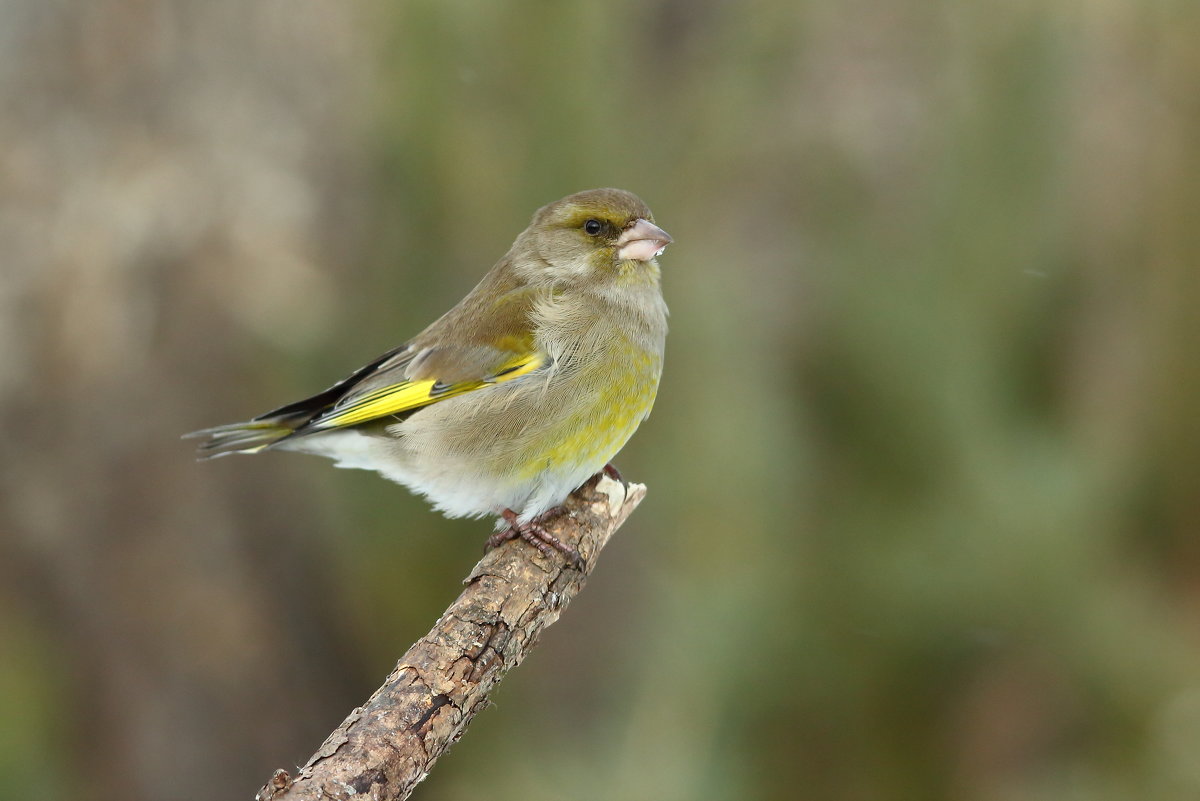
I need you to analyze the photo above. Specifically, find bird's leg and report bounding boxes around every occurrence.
[486,508,583,569]
[602,462,624,484]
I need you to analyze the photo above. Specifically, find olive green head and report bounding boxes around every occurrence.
[512,188,672,285]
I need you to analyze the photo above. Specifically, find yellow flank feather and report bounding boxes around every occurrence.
[309,351,546,430]
[515,348,660,482]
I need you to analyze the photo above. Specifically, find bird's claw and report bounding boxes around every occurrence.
[487,508,584,569]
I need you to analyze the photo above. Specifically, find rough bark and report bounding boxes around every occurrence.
[255,474,646,801]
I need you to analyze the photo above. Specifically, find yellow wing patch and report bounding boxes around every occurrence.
[308,351,545,431]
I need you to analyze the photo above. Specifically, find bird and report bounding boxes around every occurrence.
[186,188,671,565]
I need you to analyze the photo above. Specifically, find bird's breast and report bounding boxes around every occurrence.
[512,291,665,480]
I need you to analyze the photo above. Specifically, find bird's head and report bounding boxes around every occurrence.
[514,188,672,286]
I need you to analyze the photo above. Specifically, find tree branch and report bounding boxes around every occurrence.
[255,474,646,801]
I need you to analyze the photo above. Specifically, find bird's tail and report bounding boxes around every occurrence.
[183,418,297,459]
[185,344,414,459]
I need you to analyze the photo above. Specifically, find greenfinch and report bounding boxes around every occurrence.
[188,188,670,561]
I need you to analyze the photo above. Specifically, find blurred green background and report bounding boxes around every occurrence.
[2,1,1198,799]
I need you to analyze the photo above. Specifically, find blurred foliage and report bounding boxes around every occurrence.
[1,1,1199,800]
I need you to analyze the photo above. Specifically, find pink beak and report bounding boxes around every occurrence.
[616,218,673,262]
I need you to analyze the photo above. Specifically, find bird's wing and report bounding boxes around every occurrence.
[232,276,549,440]
[296,278,553,433]
[187,341,546,458]
[300,343,546,431]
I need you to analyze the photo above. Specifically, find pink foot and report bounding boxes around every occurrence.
[486,508,583,569]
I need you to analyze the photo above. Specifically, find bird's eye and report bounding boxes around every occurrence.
[583,219,603,236]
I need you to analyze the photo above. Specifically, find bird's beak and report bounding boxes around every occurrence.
[616,218,673,262]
